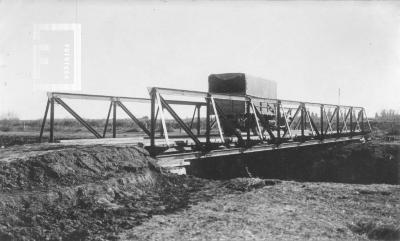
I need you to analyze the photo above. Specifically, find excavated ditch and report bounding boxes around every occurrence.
[187,141,400,184]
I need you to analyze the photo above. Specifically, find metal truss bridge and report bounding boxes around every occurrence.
[39,88,371,168]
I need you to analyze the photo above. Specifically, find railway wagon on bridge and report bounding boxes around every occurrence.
[208,73,278,136]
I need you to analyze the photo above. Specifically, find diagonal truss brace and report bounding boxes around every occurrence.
[306,109,320,136]
[211,97,225,143]
[250,101,263,140]
[287,105,302,133]
[354,109,363,132]
[213,99,244,144]
[158,94,201,146]
[323,107,333,134]
[340,108,351,133]
[156,92,170,145]
[280,105,293,138]
[54,97,102,138]
[252,103,276,141]
[325,107,338,135]
[39,99,50,142]
[116,101,151,136]
[363,108,372,132]
[102,101,113,137]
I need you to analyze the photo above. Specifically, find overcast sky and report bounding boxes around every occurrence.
[1,0,400,119]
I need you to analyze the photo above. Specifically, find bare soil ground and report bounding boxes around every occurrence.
[0,143,207,240]
[0,136,399,240]
[120,180,399,241]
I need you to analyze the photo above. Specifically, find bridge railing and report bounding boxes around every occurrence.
[39,92,202,142]
[149,87,371,149]
[40,89,371,155]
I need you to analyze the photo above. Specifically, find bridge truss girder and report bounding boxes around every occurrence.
[39,89,372,158]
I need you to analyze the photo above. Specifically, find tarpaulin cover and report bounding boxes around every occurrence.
[208,73,277,98]
[208,73,247,95]
[208,73,277,116]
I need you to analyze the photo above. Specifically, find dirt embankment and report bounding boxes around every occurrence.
[0,143,281,241]
[0,144,208,240]
[0,141,399,240]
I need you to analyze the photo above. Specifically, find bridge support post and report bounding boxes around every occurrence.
[336,106,340,137]
[150,90,156,147]
[301,103,305,140]
[247,101,251,142]
[49,97,54,143]
[103,101,113,138]
[39,99,50,143]
[112,100,117,138]
[361,108,365,133]
[189,106,197,130]
[197,105,201,136]
[277,100,281,141]
[349,107,353,136]
[320,105,324,140]
[206,94,211,147]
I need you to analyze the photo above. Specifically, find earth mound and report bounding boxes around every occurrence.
[0,144,205,240]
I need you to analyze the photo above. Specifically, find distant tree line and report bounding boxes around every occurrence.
[374,109,400,122]
[0,111,19,121]
[0,116,208,133]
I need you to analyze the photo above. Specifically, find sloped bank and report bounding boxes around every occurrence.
[0,144,207,240]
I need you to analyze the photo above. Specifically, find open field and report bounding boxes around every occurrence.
[0,117,205,147]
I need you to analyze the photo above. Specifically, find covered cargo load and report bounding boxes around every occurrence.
[208,73,277,98]
[208,73,277,116]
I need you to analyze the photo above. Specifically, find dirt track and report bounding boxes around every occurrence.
[0,142,399,240]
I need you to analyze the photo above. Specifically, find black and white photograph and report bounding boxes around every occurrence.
[0,0,399,240]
